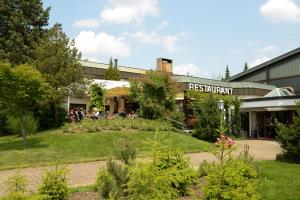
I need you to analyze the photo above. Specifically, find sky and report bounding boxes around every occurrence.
[43,0,300,78]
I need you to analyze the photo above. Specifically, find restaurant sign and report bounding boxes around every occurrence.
[188,83,233,95]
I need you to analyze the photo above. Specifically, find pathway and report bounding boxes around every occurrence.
[0,140,281,196]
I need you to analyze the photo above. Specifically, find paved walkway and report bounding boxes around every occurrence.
[0,140,281,196]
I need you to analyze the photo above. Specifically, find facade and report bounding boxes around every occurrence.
[229,47,300,138]
[68,50,300,138]
[228,47,300,95]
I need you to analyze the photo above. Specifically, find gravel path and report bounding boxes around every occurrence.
[0,140,281,196]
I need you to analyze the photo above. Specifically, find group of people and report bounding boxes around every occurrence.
[68,109,86,123]
[68,108,137,123]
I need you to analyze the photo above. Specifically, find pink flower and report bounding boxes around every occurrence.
[215,134,235,148]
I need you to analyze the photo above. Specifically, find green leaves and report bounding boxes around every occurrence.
[0,0,50,65]
[34,23,83,103]
[88,84,105,112]
[130,70,176,119]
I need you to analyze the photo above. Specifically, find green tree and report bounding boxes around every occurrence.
[231,97,241,136]
[0,0,50,65]
[34,24,83,127]
[224,65,231,80]
[244,62,249,71]
[130,70,176,119]
[0,62,48,148]
[104,57,121,80]
[88,83,105,112]
[277,102,300,162]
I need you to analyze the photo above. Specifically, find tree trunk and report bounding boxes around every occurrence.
[19,114,27,149]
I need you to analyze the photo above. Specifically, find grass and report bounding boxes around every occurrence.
[0,129,212,170]
[258,160,300,200]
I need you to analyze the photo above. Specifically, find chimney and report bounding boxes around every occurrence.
[114,59,118,68]
[156,58,173,73]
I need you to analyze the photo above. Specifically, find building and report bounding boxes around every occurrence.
[228,47,300,94]
[68,49,300,138]
[228,47,300,138]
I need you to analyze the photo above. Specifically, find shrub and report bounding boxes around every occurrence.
[38,165,68,200]
[34,103,67,130]
[7,114,38,136]
[5,171,27,194]
[95,170,116,199]
[127,149,196,199]
[276,104,300,162]
[62,117,176,133]
[113,137,136,165]
[202,159,259,200]
[201,132,259,200]
[169,110,185,129]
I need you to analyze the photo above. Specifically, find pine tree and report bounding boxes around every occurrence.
[34,24,83,127]
[0,0,50,65]
[224,65,231,80]
[104,57,121,80]
[244,62,249,71]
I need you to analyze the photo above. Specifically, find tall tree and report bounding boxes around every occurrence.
[34,24,83,126]
[0,0,50,65]
[0,62,48,148]
[224,65,231,80]
[104,57,121,80]
[244,62,249,71]
[130,70,176,119]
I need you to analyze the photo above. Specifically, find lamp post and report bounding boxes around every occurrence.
[218,99,225,128]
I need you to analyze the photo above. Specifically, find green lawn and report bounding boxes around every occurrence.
[0,130,211,170]
[259,160,300,200]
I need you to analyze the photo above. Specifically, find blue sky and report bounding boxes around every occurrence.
[43,0,300,78]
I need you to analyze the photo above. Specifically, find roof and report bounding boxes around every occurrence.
[81,60,147,75]
[228,47,300,81]
[264,88,293,97]
[174,74,276,90]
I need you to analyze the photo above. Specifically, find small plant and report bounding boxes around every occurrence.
[95,170,116,199]
[113,137,136,165]
[200,127,260,200]
[7,114,38,136]
[5,171,27,194]
[38,165,68,200]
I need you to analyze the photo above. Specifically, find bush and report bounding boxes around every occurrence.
[34,103,67,130]
[169,110,185,129]
[62,117,176,133]
[38,165,68,200]
[201,135,259,200]
[127,149,196,199]
[95,170,116,199]
[276,104,300,162]
[202,159,259,200]
[5,171,27,194]
[7,114,38,136]
[113,137,136,165]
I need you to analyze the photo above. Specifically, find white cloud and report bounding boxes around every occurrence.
[75,31,130,58]
[156,20,168,30]
[247,40,260,47]
[260,0,300,22]
[257,45,278,54]
[73,19,99,28]
[162,36,179,52]
[249,56,271,67]
[132,30,180,52]
[173,63,208,77]
[100,0,159,24]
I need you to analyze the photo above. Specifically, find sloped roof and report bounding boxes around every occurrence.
[264,88,294,97]
[228,47,300,81]
[174,74,276,90]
